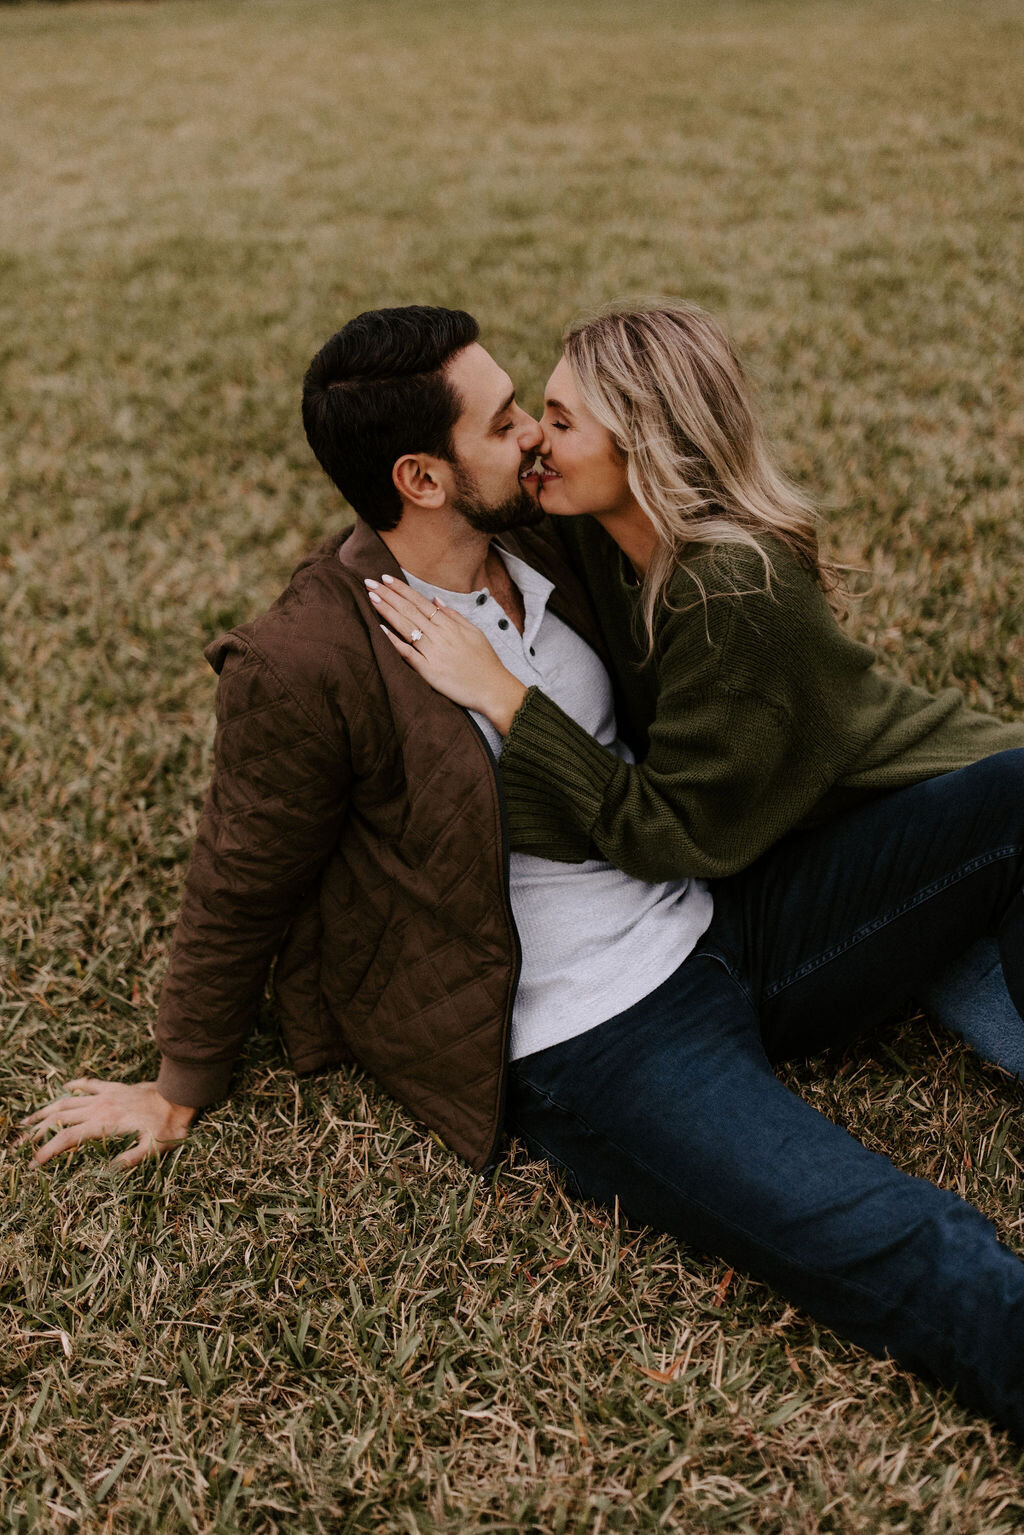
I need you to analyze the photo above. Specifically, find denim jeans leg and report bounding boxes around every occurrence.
[508,955,1024,1439]
[924,935,1024,1078]
[508,752,1024,1439]
[722,750,1024,1063]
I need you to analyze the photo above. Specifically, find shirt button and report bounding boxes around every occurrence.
[475,593,487,606]
[497,618,509,631]
[529,646,536,656]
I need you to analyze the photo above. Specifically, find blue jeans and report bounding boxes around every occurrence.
[507,750,1024,1437]
[926,935,1024,1075]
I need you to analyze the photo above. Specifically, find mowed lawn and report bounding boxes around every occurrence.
[2,0,1023,1528]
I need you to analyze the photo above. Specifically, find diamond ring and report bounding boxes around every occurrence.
[410,628,424,644]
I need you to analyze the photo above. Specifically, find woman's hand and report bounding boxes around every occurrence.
[19,1079,198,1168]
[366,575,527,734]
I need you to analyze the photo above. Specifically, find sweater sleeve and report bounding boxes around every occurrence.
[499,550,859,882]
[155,640,351,1107]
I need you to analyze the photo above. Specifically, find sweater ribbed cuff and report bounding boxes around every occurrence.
[502,687,620,817]
[156,1054,235,1109]
[499,687,621,860]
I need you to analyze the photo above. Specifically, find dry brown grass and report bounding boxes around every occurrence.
[2,0,1024,1528]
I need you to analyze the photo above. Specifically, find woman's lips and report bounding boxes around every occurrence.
[519,457,562,500]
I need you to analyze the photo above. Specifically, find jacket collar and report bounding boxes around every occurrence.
[335,515,608,665]
[335,515,406,580]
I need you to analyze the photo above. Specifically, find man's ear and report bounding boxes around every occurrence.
[393,453,448,510]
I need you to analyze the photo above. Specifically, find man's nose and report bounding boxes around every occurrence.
[516,409,544,449]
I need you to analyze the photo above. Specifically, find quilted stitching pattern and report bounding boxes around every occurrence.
[156,521,596,1168]
[154,529,515,1164]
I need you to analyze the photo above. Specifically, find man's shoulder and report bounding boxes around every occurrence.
[204,526,378,701]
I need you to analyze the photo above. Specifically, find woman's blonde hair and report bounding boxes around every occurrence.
[563,301,832,644]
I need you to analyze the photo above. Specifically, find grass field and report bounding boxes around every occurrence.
[2,0,1024,1528]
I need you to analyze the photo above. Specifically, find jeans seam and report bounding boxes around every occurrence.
[516,1078,968,1351]
[694,947,757,1011]
[766,845,1022,999]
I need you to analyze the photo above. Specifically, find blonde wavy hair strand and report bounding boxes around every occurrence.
[562,302,832,645]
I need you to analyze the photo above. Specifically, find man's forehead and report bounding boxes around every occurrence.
[447,343,514,425]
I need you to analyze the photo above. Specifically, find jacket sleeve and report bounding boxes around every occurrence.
[155,640,351,1106]
[498,555,859,883]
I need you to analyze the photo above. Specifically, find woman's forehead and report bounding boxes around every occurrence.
[544,355,577,407]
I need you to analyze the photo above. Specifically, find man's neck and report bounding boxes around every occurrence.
[379,517,495,594]
[379,515,525,632]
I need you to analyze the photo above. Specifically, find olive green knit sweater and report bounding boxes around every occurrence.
[498,524,1024,883]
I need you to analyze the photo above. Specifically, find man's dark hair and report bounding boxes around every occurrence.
[301,306,480,530]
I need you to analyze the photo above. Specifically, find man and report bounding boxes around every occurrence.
[22,306,1024,1438]
[22,305,711,1172]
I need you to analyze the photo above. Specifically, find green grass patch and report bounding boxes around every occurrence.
[2,0,1023,1527]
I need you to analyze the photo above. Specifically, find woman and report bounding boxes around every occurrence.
[371,302,1024,1071]
[368,303,1024,1435]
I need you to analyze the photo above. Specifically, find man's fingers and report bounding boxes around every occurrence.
[18,1080,194,1170]
[29,1108,106,1142]
[114,1136,154,1170]
[19,1106,91,1139]
[20,1095,86,1126]
[115,1125,187,1168]
[20,1081,106,1125]
[20,1107,54,1128]
[32,1124,91,1165]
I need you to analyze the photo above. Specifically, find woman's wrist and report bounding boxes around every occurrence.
[483,674,528,736]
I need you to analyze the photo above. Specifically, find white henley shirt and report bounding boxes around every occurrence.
[404,547,713,1061]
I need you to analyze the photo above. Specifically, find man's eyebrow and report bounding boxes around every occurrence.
[488,390,516,427]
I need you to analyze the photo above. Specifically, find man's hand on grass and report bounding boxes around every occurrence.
[19,1079,198,1168]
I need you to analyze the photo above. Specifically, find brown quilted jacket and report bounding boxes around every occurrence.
[154,516,604,1170]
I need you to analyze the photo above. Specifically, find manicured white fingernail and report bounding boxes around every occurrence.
[364,578,379,588]
[367,591,381,604]
[434,596,446,607]
[381,573,395,584]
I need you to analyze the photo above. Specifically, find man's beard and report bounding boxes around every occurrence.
[451,461,544,535]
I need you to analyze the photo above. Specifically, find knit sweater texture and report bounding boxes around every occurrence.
[499,523,1024,883]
